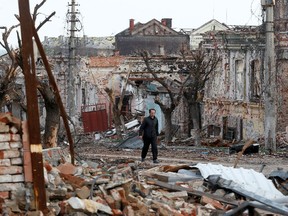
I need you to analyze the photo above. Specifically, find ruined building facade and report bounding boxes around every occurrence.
[202,28,265,140]
[201,0,288,141]
[115,18,189,56]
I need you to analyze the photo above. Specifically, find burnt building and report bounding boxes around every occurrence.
[115,18,190,56]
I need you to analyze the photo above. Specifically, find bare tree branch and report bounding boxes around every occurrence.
[36,11,56,31]
[33,0,46,22]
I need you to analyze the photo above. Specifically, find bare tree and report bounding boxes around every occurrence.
[181,48,220,146]
[0,0,59,148]
[140,49,220,145]
[141,51,186,143]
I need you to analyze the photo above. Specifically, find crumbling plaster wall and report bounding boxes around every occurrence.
[275,0,288,132]
[204,48,264,140]
[117,57,189,135]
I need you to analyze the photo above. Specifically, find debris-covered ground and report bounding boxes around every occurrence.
[46,133,287,216]
[75,135,288,176]
[2,126,288,215]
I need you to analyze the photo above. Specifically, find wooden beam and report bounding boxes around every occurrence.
[18,0,47,211]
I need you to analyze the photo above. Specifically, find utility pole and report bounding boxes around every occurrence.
[262,0,277,152]
[18,0,47,211]
[67,0,79,117]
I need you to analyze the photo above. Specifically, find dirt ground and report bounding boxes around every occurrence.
[75,137,288,176]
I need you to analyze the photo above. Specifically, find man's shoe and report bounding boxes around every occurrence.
[141,158,145,162]
[153,159,160,164]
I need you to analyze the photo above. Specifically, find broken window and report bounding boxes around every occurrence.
[250,59,261,101]
[81,88,86,105]
[235,60,244,100]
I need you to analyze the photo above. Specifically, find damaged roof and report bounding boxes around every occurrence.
[116,18,182,36]
[89,56,125,68]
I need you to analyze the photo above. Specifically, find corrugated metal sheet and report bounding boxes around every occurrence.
[81,104,109,133]
[193,163,284,200]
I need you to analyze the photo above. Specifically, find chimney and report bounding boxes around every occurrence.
[161,18,172,28]
[129,19,134,32]
[161,19,166,26]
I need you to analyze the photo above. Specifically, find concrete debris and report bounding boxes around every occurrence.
[105,119,140,137]
[1,137,288,215]
[116,133,143,149]
[229,143,260,154]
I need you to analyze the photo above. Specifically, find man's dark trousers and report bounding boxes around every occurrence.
[141,136,158,160]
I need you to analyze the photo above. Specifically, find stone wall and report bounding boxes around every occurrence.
[0,114,25,201]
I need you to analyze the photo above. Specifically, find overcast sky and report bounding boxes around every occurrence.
[0,0,262,46]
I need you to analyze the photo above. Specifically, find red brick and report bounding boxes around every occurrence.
[0,113,12,124]
[110,189,122,210]
[59,173,85,189]
[57,162,77,175]
[0,191,9,199]
[0,166,23,175]
[104,195,116,209]
[22,121,32,182]
[112,209,123,216]
[44,161,53,172]
[89,56,125,67]
[0,150,20,159]
[201,196,225,210]
[123,206,135,216]
[117,187,128,207]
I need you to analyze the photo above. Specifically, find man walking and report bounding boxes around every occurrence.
[139,108,159,163]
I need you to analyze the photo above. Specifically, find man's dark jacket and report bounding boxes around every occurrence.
[139,116,159,138]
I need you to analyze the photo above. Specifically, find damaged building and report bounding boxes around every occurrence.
[3,5,288,143]
[115,18,190,56]
[201,26,265,141]
[200,0,288,142]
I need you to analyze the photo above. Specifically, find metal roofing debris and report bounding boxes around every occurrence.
[209,176,288,215]
[268,169,288,181]
[193,163,285,200]
[116,133,143,149]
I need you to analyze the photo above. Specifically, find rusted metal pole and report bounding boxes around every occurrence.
[18,0,47,211]
[30,17,75,164]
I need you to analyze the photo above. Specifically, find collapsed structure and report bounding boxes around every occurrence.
[1,0,288,214]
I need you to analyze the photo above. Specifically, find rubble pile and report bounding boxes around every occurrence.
[0,111,287,215]
[2,146,287,215]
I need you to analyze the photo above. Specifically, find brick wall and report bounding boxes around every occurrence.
[0,114,25,200]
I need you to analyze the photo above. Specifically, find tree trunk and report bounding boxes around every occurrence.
[164,111,173,143]
[113,107,123,138]
[38,82,60,148]
[44,100,60,148]
[190,102,201,146]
